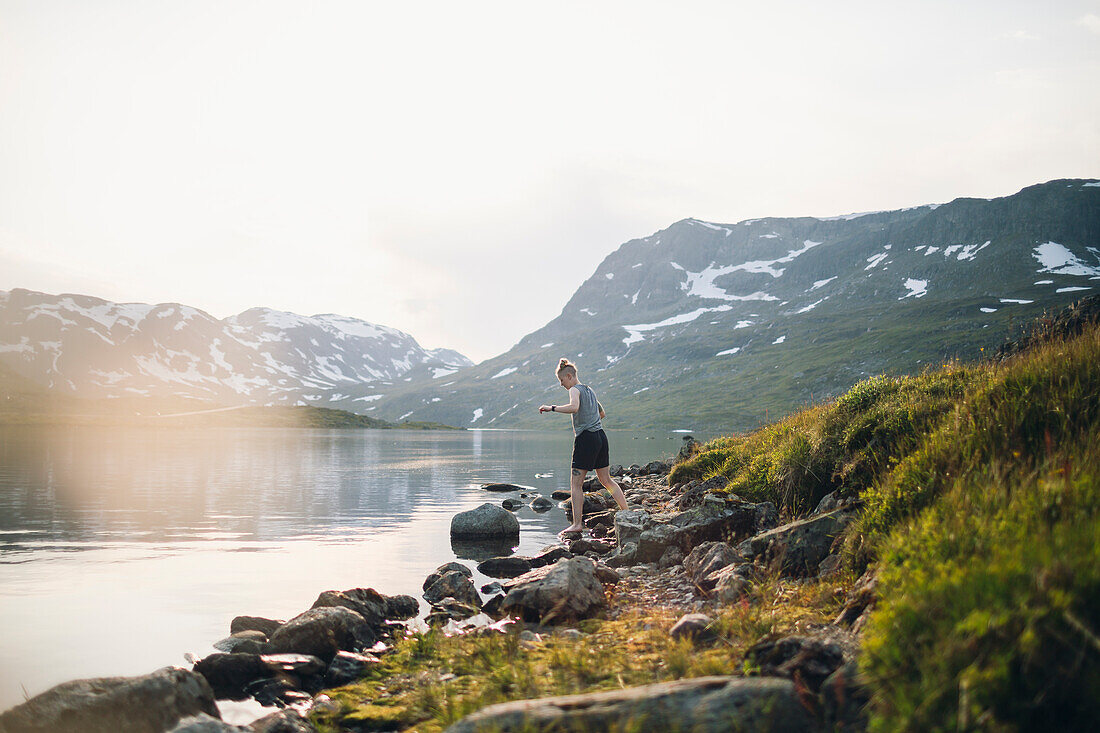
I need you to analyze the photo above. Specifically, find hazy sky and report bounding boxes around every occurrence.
[2,1,1098,362]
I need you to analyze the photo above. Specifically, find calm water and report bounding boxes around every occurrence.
[0,425,686,715]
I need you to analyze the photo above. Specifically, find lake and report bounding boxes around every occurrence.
[0,425,695,718]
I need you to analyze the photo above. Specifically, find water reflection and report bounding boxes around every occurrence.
[0,425,680,710]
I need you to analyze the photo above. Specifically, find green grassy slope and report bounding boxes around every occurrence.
[672,295,1100,729]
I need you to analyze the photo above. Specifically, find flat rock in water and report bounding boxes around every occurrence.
[502,498,525,510]
[478,556,534,578]
[451,503,521,539]
[0,666,219,733]
[530,496,554,512]
[481,483,525,492]
[442,675,820,733]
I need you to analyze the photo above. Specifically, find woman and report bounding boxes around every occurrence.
[539,358,628,535]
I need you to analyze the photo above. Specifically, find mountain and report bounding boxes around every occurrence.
[362,179,1100,431]
[0,292,472,406]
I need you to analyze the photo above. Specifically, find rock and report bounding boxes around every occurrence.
[530,496,553,512]
[424,570,482,608]
[427,599,481,625]
[442,676,821,732]
[643,460,672,475]
[529,546,572,567]
[482,483,525,492]
[676,435,700,462]
[0,666,219,733]
[561,493,612,521]
[743,635,848,692]
[311,588,388,626]
[213,631,267,655]
[423,562,473,591]
[812,491,841,515]
[482,594,506,618]
[169,713,247,732]
[264,607,376,663]
[383,594,420,621]
[613,510,654,548]
[231,616,284,636]
[820,660,870,732]
[502,498,524,510]
[593,564,621,585]
[478,556,534,578]
[250,710,318,732]
[583,510,617,529]
[550,489,571,500]
[261,653,327,692]
[738,508,855,577]
[609,465,623,476]
[711,566,751,603]
[603,541,638,568]
[501,558,607,624]
[481,581,504,594]
[658,546,684,569]
[669,476,727,512]
[193,653,268,700]
[683,542,742,586]
[669,613,716,643]
[450,503,521,539]
[817,553,843,578]
[325,651,381,687]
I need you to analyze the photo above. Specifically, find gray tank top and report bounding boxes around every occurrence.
[572,383,603,435]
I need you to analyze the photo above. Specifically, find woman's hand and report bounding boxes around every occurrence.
[538,405,553,413]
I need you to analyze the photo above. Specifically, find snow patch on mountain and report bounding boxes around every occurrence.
[621,305,734,346]
[1033,242,1100,276]
[900,279,928,299]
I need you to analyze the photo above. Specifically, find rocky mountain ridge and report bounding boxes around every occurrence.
[360,178,1100,431]
[0,290,472,406]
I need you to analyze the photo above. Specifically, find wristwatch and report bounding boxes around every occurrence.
[551,405,555,411]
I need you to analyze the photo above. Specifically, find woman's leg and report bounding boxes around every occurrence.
[564,467,586,533]
[595,466,628,511]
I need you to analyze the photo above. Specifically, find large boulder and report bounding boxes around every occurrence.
[500,558,606,623]
[738,508,855,577]
[443,675,821,732]
[0,666,219,733]
[451,503,521,539]
[424,570,482,608]
[310,587,419,624]
[264,607,375,663]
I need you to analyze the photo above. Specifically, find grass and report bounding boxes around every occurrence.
[310,572,850,733]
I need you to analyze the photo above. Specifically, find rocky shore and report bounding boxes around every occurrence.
[0,440,874,733]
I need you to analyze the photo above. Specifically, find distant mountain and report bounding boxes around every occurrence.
[361,179,1100,431]
[0,292,472,406]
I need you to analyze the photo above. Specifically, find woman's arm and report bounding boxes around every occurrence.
[539,387,581,414]
[598,400,605,420]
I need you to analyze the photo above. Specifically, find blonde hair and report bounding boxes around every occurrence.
[555,358,577,379]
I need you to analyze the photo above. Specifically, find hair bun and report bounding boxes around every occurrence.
[558,358,571,369]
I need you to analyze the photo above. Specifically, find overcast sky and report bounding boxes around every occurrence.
[2,1,1098,362]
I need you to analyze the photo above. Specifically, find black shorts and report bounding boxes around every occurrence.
[572,429,610,471]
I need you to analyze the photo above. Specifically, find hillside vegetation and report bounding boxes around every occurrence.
[670,295,1100,729]
[310,299,1098,732]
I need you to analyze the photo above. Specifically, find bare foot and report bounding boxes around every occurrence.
[559,524,584,536]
